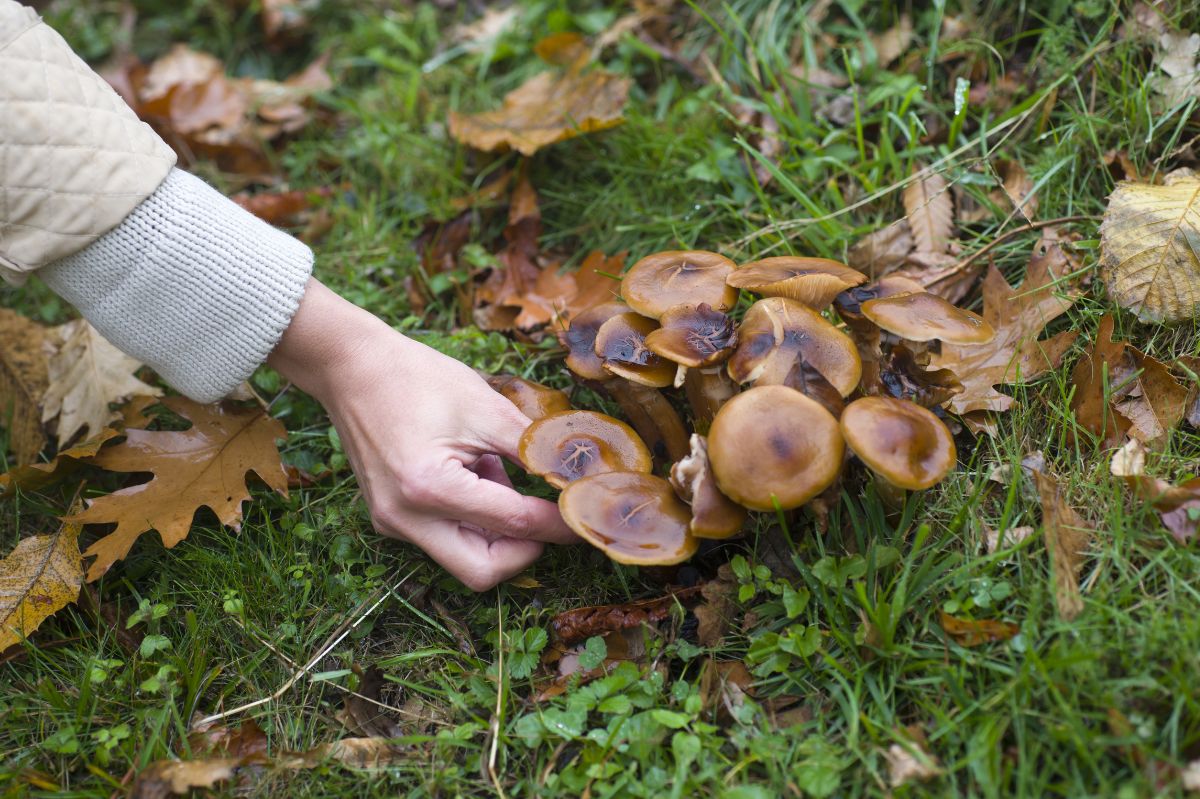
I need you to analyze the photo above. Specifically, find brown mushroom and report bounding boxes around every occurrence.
[484,374,571,421]
[726,297,861,396]
[861,292,995,344]
[560,302,629,381]
[645,303,740,422]
[834,275,925,318]
[707,385,844,511]
[840,396,956,490]
[560,472,698,565]
[670,434,747,539]
[727,256,867,308]
[595,312,676,388]
[621,250,738,319]
[519,410,652,489]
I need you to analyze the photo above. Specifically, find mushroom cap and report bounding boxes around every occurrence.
[620,251,738,319]
[836,275,925,317]
[595,312,676,387]
[560,302,628,381]
[861,292,995,344]
[486,375,571,421]
[726,297,862,396]
[560,471,698,565]
[519,410,652,489]
[707,385,844,511]
[727,257,867,308]
[644,304,738,368]
[840,396,956,490]
[670,434,747,539]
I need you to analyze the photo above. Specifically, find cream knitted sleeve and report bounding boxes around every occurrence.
[37,168,314,403]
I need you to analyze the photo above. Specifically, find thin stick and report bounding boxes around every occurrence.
[942,215,1100,276]
[487,595,507,799]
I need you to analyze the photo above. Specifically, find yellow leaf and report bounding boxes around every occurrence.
[0,516,83,650]
[0,309,51,465]
[1100,175,1200,323]
[507,575,542,589]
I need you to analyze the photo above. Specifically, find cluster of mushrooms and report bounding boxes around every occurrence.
[487,251,996,566]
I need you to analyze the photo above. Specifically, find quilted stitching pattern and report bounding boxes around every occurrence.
[0,0,175,278]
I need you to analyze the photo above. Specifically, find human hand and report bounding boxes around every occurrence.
[269,280,576,590]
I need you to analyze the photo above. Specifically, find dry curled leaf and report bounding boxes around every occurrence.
[885,729,943,787]
[939,611,1019,647]
[993,159,1038,222]
[1033,469,1093,621]
[1110,439,1200,544]
[847,221,913,277]
[903,166,954,254]
[0,515,83,650]
[549,586,703,645]
[73,397,288,582]
[0,309,51,464]
[0,427,121,498]
[929,232,1080,416]
[1100,176,1200,324]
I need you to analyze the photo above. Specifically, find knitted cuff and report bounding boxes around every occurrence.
[38,168,314,403]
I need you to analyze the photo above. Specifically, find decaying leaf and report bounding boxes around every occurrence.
[73,397,288,582]
[448,58,630,155]
[694,565,737,648]
[939,612,1019,647]
[1152,32,1200,109]
[847,221,913,277]
[1100,175,1200,323]
[232,185,339,227]
[885,729,943,787]
[929,232,1080,416]
[868,14,913,68]
[0,309,51,464]
[1033,469,1093,621]
[698,658,754,724]
[993,159,1038,222]
[549,586,703,645]
[1111,439,1200,544]
[0,427,120,498]
[983,524,1035,554]
[42,320,161,447]
[902,166,954,254]
[338,666,403,739]
[132,758,241,799]
[0,515,83,650]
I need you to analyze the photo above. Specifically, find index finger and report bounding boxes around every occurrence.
[445,466,578,545]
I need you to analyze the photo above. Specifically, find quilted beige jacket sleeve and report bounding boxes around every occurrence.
[0,0,176,281]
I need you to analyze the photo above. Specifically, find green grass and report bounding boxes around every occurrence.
[5,0,1200,796]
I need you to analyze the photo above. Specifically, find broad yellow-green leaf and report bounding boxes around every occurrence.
[0,517,83,650]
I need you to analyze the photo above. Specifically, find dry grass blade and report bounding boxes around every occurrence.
[902,165,954,254]
[0,513,83,650]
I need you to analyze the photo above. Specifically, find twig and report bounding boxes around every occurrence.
[941,215,1100,277]
[486,594,507,799]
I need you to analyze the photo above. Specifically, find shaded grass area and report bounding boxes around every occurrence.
[4,1,1200,796]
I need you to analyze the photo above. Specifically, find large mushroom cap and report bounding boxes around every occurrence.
[840,396,956,490]
[670,434,747,539]
[485,375,571,421]
[644,304,738,368]
[594,312,676,387]
[707,385,844,511]
[560,472,698,565]
[519,410,652,489]
[861,292,995,344]
[726,297,862,396]
[560,302,628,381]
[621,251,738,319]
[727,257,867,308]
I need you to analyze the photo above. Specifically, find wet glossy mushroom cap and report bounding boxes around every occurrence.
[644,304,738,368]
[595,312,676,388]
[620,251,738,319]
[727,257,867,308]
[670,434,747,539]
[840,396,956,490]
[560,472,698,565]
[485,375,571,421]
[726,297,861,396]
[861,292,995,344]
[560,302,628,381]
[519,410,652,489]
[707,385,844,511]
[835,275,925,317]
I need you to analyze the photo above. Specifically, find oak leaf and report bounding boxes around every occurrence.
[1100,175,1200,323]
[1111,439,1200,544]
[993,159,1038,222]
[43,320,161,446]
[0,515,83,650]
[0,309,51,464]
[928,232,1080,416]
[549,586,703,645]
[1033,469,1093,621]
[902,166,954,254]
[73,397,288,582]
[847,221,913,277]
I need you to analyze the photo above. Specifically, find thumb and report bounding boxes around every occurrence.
[474,394,535,465]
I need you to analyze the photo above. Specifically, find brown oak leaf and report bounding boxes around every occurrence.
[0,514,83,650]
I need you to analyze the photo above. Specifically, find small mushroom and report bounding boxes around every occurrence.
[707,385,844,511]
[727,256,867,308]
[645,303,740,422]
[484,374,571,421]
[621,250,738,319]
[683,366,738,429]
[595,312,676,388]
[840,396,956,490]
[861,292,995,344]
[834,275,925,318]
[559,302,629,381]
[519,410,652,489]
[559,471,698,565]
[670,434,747,539]
[726,297,861,396]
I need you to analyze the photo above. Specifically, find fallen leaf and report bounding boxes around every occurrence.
[694,566,737,647]
[869,14,913,68]
[72,397,288,582]
[929,232,1080,416]
[698,658,754,724]
[939,612,1019,646]
[847,221,913,277]
[549,586,703,645]
[1100,175,1200,323]
[983,524,1035,554]
[0,515,83,650]
[288,738,405,770]
[885,733,942,787]
[1033,469,1093,620]
[1152,31,1200,108]
[448,61,630,155]
[993,159,1038,222]
[131,758,241,799]
[261,0,308,47]
[0,309,51,464]
[903,166,954,254]
[452,7,519,52]
[1110,439,1200,544]
[0,427,121,498]
[232,186,340,227]
[42,320,161,447]
[338,666,403,739]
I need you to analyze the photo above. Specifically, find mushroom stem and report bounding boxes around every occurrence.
[608,379,690,463]
[872,475,907,511]
[684,367,736,428]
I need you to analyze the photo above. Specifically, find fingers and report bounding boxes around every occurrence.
[413,520,544,591]
[450,473,578,544]
[470,454,513,489]
[470,397,532,465]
